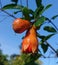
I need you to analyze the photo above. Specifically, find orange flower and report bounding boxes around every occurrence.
[12,18,31,33]
[21,26,38,53]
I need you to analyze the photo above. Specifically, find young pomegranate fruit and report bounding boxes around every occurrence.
[21,26,38,53]
[12,18,31,33]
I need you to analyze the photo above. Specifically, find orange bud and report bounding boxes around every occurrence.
[21,26,38,53]
[12,18,31,33]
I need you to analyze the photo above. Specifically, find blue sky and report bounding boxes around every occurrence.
[0,0,58,65]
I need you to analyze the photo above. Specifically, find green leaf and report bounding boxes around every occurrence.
[36,0,42,7]
[51,15,58,19]
[44,26,56,33]
[11,0,18,4]
[34,16,46,29]
[34,4,52,19]
[45,4,52,10]
[29,9,34,16]
[28,9,34,20]
[37,33,54,41]
[37,33,45,39]
[22,7,30,20]
[2,4,23,10]
[41,43,48,53]
[41,4,52,14]
[41,34,54,42]
[44,34,54,41]
[14,11,21,14]
[34,5,44,18]
[22,7,34,20]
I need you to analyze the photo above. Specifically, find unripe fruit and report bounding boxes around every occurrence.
[12,18,31,33]
[21,26,38,53]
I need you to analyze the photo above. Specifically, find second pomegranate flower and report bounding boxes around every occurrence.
[21,26,38,53]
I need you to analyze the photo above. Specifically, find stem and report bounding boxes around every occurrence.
[41,54,46,58]
[20,0,23,17]
[0,0,2,8]
[26,0,28,8]
[46,41,58,56]
[50,21,58,31]
[20,0,22,5]
[46,18,58,31]
[38,49,46,58]
[0,9,17,19]
[0,0,16,19]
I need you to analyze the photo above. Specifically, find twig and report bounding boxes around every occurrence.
[0,14,9,16]
[38,49,46,58]
[46,41,58,56]
[20,0,22,5]
[0,0,2,8]
[41,54,46,58]
[39,42,58,58]
[46,18,58,31]
[26,0,28,8]
[0,16,9,23]
[0,9,17,19]
[41,56,58,58]
[20,0,23,17]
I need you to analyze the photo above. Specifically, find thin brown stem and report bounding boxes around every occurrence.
[20,0,22,5]
[46,18,58,31]
[0,0,2,8]
[20,0,23,17]
[46,41,58,56]
[26,0,28,8]
[0,9,17,19]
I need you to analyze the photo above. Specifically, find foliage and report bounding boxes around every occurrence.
[0,50,9,65]
[0,50,42,65]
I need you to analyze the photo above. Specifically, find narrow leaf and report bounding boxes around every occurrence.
[44,34,54,41]
[34,5,44,18]
[41,4,52,14]
[2,4,23,10]
[36,0,42,7]
[34,16,46,29]
[37,33,45,39]
[22,7,30,20]
[29,9,34,16]
[22,7,34,20]
[34,4,52,18]
[41,43,48,53]
[45,4,52,10]
[51,15,58,19]
[14,11,21,14]
[44,26,56,33]
[37,33,54,41]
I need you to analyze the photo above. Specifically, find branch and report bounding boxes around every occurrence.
[39,49,58,58]
[20,0,23,17]
[26,0,28,8]
[0,0,2,8]
[46,18,58,31]
[41,56,58,58]
[0,16,8,23]
[38,49,46,58]
[20,0,22,5]
[0,9,17,19]
[46,41,58,56]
